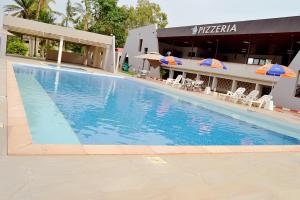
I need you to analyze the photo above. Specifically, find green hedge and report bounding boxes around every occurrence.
[6,37,28,56]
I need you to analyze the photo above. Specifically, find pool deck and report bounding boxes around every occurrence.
[2,57,300,199]
[5,56,300,155]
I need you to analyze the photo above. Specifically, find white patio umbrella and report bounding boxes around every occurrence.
[135,52,163,70]
[135,52,163,60]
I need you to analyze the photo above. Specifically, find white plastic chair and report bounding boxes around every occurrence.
[239,90,259,104]
[193,80,204,91]
[219,87,246,103]
[248,95,273,109]
[165,75,182,86]
[172,75,183,88]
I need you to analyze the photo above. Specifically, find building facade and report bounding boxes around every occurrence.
[121,16,300,110]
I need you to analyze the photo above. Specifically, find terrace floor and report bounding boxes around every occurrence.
[1,56,300,199]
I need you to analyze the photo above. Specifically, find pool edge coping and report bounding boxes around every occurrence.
[7,61,300,155]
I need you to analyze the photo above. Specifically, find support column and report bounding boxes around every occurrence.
[255,83,262,96]
[112,35,116,73]
[34,37,37,57]
[92,47,98,67]
[87,47,94,66]
[83,46,89,66]
[96,47,102,68]
[57,37,64,68]
[182,71,187,78]
[231,80,238,92]
[103,47,110,71]
[0,33,7,58]
[196,73,201,80]
[169,70,174,79]
[29,37,34,57]
[212,77,218,91]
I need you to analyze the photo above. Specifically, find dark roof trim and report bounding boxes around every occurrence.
[158,16,300,38]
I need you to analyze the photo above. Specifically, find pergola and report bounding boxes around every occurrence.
[1,15,116,72]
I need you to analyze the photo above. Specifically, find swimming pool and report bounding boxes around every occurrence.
[13,64,300,146]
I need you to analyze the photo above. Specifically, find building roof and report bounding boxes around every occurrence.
[3,15,112,48]
[158,16,300,38]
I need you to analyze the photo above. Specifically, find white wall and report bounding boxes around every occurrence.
[273,50,300,110]
[121,24,160,77]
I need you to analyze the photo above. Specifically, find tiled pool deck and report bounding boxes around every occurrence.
[2,57,300,199]
[6,59,300,155]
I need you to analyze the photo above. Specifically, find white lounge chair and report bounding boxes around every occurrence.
[179,78,193,90]
[219,87,246,103]
[165,75,182,86]
[248,95,273,109]
[239,90,259,104]
[173,77,185,88]
[172,75,185,88]
[193,80,204,91]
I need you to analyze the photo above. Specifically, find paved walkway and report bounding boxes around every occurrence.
[1,57,300,199]
[1,145,300,199]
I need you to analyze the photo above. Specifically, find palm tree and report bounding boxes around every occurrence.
[74,0,92,31]
[61,0,76,27]
[74,0,93,66]
[35,0,44,20]
[4,0,36,19]
[35,0,60,21]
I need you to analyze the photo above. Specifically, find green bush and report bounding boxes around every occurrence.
[6,37,28,56]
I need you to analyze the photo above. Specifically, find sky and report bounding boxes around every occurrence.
[1,0,300,27]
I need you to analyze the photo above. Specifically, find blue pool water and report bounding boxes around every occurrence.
[13,64,300,145]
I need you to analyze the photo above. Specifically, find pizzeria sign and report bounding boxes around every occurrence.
[191,24,237,35]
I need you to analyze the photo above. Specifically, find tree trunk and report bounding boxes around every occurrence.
[35,0,45,20]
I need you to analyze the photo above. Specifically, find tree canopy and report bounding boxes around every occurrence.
[125,0,168,29]
[4,0,168,47]
[4,0,58,23]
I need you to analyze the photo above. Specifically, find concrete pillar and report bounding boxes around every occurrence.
[99,49,104,69]
[33,37,37,57]
[96,47,102,68]
[83,46,89,66]
[92,47,98,67]
[196,73,201,80]
[87,46,94,66]
[212,77,218,91]
[35,38,40,57]
[231,80,238,92]
[255,83,262,96]
[112,35,116,73]
[169,70,174,79]
[57,37,64,68]
[103,47,110,71]
[182,72,187,78]
[0,33,7,58]
[115,52,121,72]
[29,37,34,57]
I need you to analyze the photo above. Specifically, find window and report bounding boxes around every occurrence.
[138,39,143,52]
[247,58,254,65]
[253,59,259,65]
[259,59,266,65]
[295,71,300,98]
[247,58,270,65]
[144,47,148,54]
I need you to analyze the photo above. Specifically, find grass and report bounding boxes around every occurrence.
[122,70,136,76]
